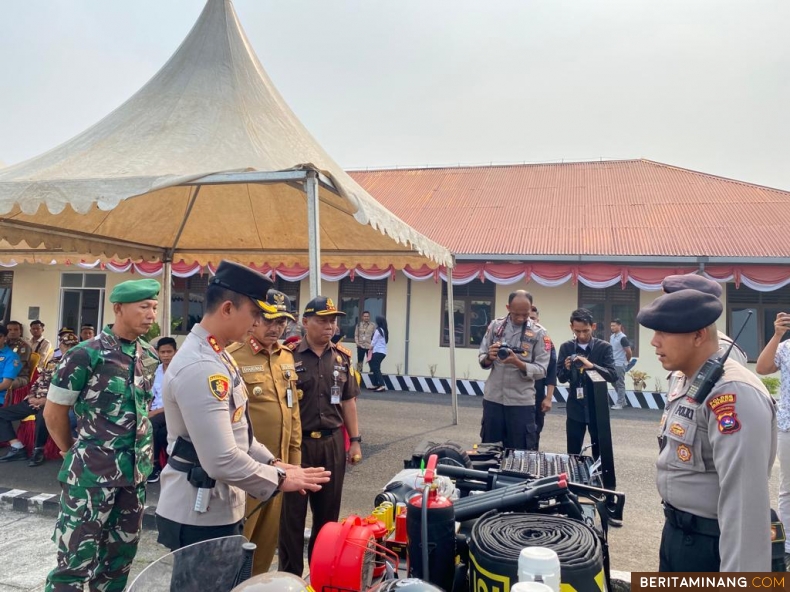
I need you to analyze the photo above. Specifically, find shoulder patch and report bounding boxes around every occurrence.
[335,343,353,359]
[208,373,231,401]
[708,393,736,413]
[708,393,740,435]
[284,339,300,352]
[543,335,552,352]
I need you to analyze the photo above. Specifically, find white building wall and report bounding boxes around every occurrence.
[5,266,761,390]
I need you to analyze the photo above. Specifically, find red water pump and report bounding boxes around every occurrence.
[406,454,456,592]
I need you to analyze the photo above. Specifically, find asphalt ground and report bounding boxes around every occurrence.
[0,389,782,590]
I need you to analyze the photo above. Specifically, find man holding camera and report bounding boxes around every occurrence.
[557,308,618,454]
[478,290,550,450]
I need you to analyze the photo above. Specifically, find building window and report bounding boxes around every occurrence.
[726,284,790,362]
[441,280,496,348]
[0,271,13,325]
[171,276,208,335]
[60,273,106,331]
[578,283,640,354]
[275,278,301,315]
[338,278,387,339]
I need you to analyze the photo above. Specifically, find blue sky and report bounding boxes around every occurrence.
[1,0,788,189]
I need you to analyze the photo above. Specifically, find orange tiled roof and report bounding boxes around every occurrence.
[349,159,789,259]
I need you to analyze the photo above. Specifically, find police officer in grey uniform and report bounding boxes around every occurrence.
[661,274,748,366]
[638,289,777,572]
[478,290,551,450]
[156,261,330,551]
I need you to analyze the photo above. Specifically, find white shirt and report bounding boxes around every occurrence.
[151,364,165,411]
[775,341,790,432]
[371,329,388,355]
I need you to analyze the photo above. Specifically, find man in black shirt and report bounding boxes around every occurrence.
[530,306,556,450]
[556,308,617,454]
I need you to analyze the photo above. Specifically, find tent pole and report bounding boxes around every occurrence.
[161,258,172,338]
[306,170,321,299]
[447,260,458,425]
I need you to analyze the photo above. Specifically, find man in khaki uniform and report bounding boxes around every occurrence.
[29,321,53,370]
[354,311,376,372]
[227,289,301,575]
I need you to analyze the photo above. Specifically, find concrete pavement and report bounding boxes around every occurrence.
[0,389,781,589]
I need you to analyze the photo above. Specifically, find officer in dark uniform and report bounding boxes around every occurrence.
[279,296,362,577]
[530,306,557,450]
[638,289,776,572]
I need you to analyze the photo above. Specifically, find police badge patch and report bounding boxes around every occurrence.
[208,374,231,401]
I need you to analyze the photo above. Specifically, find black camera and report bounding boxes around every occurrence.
[568,354,585,368]
[497,344,525,360]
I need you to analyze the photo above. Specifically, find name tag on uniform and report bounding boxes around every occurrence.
[241,365,265,374]
[286,388,293,408]
[576,387,585,400]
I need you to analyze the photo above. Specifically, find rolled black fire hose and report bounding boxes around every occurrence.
[469,511,605,592]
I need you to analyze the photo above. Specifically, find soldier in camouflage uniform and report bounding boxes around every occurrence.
[42,279,160,592]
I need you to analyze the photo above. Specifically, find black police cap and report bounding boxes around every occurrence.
[263,289,296,321]
[662,274,722,298]
[637,289,723,334]
[303,296,346,317]
[210,261,274,312]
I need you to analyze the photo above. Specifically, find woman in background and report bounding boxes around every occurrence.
[369,316,388,392]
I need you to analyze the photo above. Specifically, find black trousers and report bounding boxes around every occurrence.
[0,399,49,448]
[151,412,168,469]
[535,391,546,449]
[356,346,369,366]
[659,518,720,572]
[279,429,346,576]
[155,514,244,551]
[481,399,537,450]
[566,417,589,455]
[369,353,386,388]
[156,515,244,592]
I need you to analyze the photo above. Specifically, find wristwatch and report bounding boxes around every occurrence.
[274,467,287,493]
[349,435,362,443]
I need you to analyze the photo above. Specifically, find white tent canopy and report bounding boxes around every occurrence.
[0,0,459,422]
[0,0,450,270]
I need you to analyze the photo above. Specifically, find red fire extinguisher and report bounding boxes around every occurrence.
[407,454,456,592]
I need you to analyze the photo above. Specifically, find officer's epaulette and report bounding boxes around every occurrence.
[334,342,353,359]
[283,337,301,352]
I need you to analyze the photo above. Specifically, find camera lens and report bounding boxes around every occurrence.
[497,346,510,360]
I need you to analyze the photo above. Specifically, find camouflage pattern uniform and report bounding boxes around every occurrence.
[45,326,158,592]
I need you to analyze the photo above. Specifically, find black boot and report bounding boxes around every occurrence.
[28,447,45,467]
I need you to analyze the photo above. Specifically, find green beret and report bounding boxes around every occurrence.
[110,279,160,304]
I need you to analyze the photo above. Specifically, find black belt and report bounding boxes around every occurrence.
[663,503,720,537]
[167,458,196,473]
[303,428,338,439]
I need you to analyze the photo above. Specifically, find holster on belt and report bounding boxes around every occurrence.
[168,437,216,490]
[663,503,720,537]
